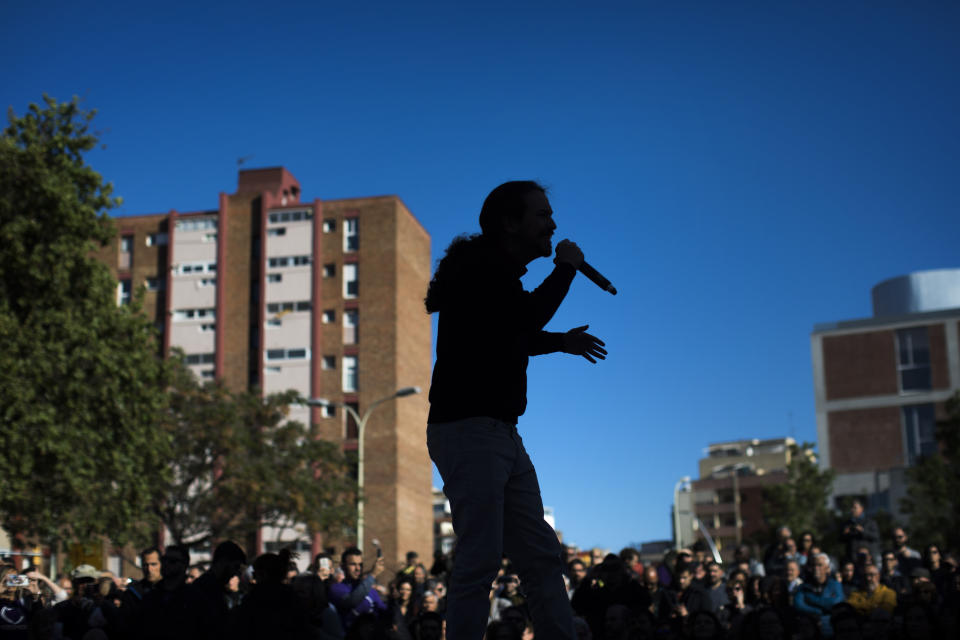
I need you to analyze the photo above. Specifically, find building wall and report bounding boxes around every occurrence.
[812,288,960,518]
[95,168,433,569]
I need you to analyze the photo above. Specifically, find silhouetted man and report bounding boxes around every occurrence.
[425,181,607,639]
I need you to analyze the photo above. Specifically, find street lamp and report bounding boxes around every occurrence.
[674,476,691,551]
[306,386,421,553]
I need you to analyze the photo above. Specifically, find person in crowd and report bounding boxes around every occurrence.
[25,568,68,605]
[898,601,939,640]
[794,552,844,638]
[567,559,587,599]
[387,576,417,639]
[671,565,705,627]
[185,564,204,584]
[643,564,676,627]
[52,564,102,640]
[602,603,636,640]
[701,561,728,616]
[763,526,792,576]
[879,549,910,600]
[618,547,643,581]
[686,609,725,640]
[797,532,815,567]
[921,543,952,594]
[429,550,449,581]
[728,544,765,580]
[184,540,247,638]
[400,552,419,578]
[0,564,42,638]
[571,554,647,639]
[292,572,344,640]
[717,578,752,636]
[847,562,896,616]
[838,560,858,599]
[840,498,880,565]
[785,559,804,594]
[329,546,387,632]
[137,544,192,639]
[129,546,163,600]
[230,550,310,640]
[892,527,922,576]
[828,603,862,640]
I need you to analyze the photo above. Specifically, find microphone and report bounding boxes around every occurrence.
[578,261,617,295]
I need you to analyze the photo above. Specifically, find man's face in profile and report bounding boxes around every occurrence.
[511,190,555,259]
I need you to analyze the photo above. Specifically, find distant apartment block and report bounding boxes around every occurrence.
[689,437,795,562]
[93,167,434,567]
[811,269,960,519]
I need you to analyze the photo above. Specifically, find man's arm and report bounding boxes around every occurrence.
[520,240,582,331]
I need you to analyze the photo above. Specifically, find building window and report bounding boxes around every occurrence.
[265,366,282,374]
[322,355,336,370]
[343,264,358,299]
[117,279,132,306]
[145,277,165,291]
[203,233,217,243]
[184,353,215,365]
[267,227,286,237]
[200,323,216,332]
[322,405,336,418]
[173,308,216,321]
[268,210,312,224]
[345,401,359,439]
[323,219,336,233]
[266,347,310,361]
[896,327,931,391]
[199,278,216,287]
[344,218,358,252]
[119,235,133,269]
[176,261,216,275]
[322,310,336,323]
[175,217,217,232]
[267,273,282,283]
[323,264,336,278]
[343,309,358,344]
[268,255,311,269]
[146,232,168,246]
[266,300,311,313]
[343,355,357,391]
[903,404,937,465]
[266,318,281,328]
[200,369,215,379]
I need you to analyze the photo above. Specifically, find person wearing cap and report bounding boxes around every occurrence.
[52,564,103,639]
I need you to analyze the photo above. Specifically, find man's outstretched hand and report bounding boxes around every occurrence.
[562,325,607,363]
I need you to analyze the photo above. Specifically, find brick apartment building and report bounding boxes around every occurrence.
[93,167,434,569]
[811,268,960,519]
[689,437,794,562]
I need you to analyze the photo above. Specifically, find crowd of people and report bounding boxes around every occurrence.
[1,503,957,639]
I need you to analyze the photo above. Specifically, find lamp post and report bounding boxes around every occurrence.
[306,386,421,554]
[674,476,691,551]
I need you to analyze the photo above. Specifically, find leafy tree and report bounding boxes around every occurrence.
[157,355,356,550]
[755,442,836,551]
[0,95,171,546]
[900,391,960,551]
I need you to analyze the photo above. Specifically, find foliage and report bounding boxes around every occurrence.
[0,95,172,546]
[900,391,960,552]
[755,442,836,550]
[157,355,356,549]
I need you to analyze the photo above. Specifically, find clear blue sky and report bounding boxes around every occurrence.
[4,1,959,551]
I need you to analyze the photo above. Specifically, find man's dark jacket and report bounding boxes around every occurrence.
[427,237,575,424]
